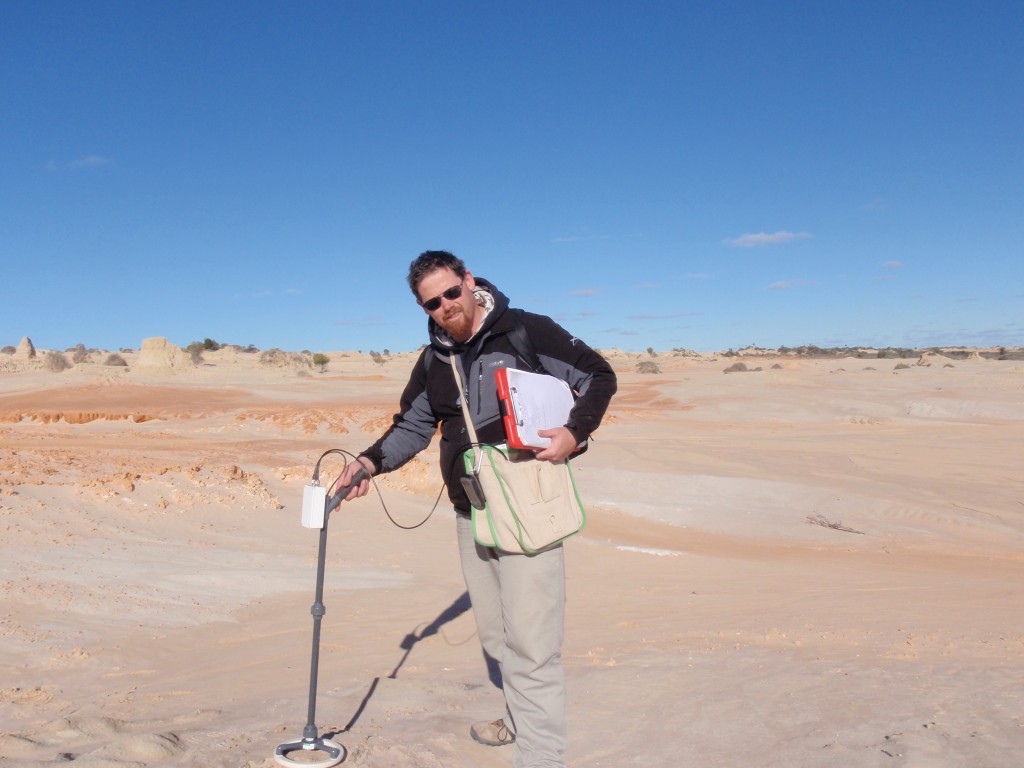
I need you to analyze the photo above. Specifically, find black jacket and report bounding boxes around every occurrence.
[360,278,617,515]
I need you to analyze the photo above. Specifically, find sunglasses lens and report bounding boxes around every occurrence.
[421,284,462,311]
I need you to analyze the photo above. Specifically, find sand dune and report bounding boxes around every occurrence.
[2,343,1023,767]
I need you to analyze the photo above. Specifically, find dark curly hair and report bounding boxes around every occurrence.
[407,250,467,296]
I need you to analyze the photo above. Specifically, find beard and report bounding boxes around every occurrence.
[439,305,475,343]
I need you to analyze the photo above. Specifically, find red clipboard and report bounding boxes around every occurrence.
[495,368,575,450]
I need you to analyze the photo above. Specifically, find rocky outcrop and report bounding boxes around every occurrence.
[14,336,36,360]
[135,337,194,370]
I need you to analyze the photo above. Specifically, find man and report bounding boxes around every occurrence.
[334,250,616,768]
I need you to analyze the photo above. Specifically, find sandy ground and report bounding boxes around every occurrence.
[1,346,1023,767]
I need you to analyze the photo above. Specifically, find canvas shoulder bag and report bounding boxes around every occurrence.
[450,353,585,554]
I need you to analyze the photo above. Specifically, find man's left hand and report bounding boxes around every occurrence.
[534,427,579,462]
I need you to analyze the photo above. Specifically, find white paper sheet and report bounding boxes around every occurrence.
[502,368,574,449]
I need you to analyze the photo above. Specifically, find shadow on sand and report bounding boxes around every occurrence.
[328,590,501,737]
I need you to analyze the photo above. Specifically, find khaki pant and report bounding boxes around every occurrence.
[457,514,567,768]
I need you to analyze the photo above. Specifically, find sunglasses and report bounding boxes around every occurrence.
[420,283,464,311]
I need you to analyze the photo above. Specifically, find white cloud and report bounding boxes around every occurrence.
[571,288,602,296]
[552,234,610,243]
[725,231,812,248]
[627,312,698,321]
[67,155,114,170]
[881,260,903,270]
[766,279,814,290]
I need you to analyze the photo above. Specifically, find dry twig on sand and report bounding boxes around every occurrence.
[805,514,865,535]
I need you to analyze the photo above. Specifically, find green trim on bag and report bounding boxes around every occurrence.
[464,450,497,548]
[488,448,586,551]
[463,444,585,554]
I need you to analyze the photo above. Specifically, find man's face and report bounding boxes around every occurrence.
[417,267,478,343]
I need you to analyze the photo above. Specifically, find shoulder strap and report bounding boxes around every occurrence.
[423,309,543,374]
[508,309,545,374]
[449,352,484,471]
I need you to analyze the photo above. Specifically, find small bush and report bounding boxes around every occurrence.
[43,351,71,372]
[724,362,763,373]
[70,344,91,363]
[186,342,204,364]
[636,360,661,374]
[1,346,15,355]
[312,352,330,371]
[260,348,306,367]
[104,353,128,367]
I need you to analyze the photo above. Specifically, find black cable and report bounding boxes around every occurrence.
[312,447,438,530]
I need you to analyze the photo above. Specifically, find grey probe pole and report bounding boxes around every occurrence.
[275,466,370,767]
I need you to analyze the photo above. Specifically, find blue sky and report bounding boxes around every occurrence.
[3,1,1021,353]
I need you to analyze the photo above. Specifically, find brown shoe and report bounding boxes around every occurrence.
[470,718,515,746]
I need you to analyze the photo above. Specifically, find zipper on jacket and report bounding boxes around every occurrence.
[476,361,483,415]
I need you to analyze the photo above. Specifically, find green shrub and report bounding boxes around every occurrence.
[312,352,329,371]
[104,353,128,367]
[636,360,661,374]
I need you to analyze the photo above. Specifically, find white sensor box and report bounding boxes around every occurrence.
[301,484,328,529]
